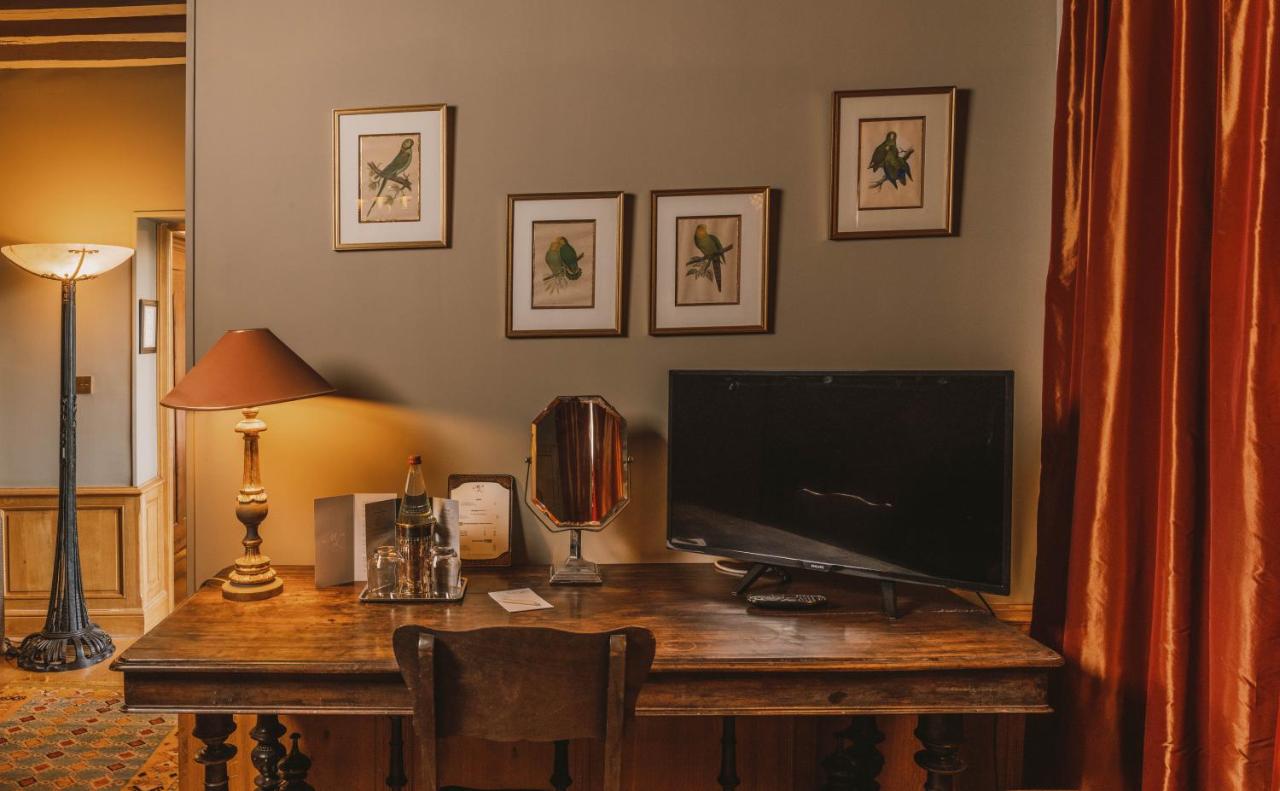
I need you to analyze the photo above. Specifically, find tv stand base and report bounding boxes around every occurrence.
[730,564,902,619]
[880,580,899,619]
[730,563,791,597]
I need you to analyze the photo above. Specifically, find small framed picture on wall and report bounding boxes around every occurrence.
[506,191,625,337]
[138,299,158,354]
[333,104,449,251]
[649,186,772,335]
[830,86,956,239]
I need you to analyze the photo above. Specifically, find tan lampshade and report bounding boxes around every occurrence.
[161,328,335,411]
[1,243,134,281]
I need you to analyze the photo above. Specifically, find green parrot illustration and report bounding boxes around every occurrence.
[542,236,584,291]
[365,138,415,218]
[691,224,727,291]
[867,131,914,190]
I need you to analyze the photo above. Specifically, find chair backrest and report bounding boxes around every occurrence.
[393,624,656,790]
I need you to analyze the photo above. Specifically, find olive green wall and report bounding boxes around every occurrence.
[0,66,185,487]
[189,0,1056,603]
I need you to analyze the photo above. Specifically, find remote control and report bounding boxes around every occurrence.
[746,593,828,610]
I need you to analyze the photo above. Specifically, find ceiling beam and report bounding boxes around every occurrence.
[0,33,183,44]
[0,56,182,68]
[0,14,185,36]
[0,5,185,23]
[0,39,183,61]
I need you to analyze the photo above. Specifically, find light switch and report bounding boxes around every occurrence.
[75,376,93,395]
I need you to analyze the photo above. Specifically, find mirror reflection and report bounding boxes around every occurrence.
[531,396,628,530]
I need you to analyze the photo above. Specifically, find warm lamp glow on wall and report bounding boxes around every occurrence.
[161,329,334,601]
[2,243,134,672]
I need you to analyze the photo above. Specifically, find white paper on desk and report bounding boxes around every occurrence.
[489,588,553,613]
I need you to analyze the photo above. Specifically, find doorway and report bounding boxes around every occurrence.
[155,222,191,603]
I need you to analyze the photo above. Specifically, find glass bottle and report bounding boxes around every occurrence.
[395,455,437,596]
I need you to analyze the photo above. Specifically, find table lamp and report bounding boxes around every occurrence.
[161,328,333,601]
[3,243,134,671]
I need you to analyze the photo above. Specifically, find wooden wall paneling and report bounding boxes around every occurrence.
[0,485,170,637]
[4,503,124,595]
[139,477,170,629]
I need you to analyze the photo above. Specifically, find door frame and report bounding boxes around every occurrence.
[144,214,192,605]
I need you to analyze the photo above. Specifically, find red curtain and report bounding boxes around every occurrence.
[1028,0,1280,788]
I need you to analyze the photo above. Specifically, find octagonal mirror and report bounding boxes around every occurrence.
[529,395,629,584]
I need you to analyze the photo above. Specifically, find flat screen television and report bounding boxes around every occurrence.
[666,370,1012,595]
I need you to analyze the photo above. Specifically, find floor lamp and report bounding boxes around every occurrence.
[2,243,134,672]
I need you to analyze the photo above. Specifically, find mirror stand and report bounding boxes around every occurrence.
[550,529,602,585]
[527,395,632,587]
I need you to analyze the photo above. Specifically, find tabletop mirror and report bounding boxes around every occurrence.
[528,395,630,584]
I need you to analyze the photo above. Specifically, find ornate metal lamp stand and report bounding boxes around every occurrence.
[18,274,114,671]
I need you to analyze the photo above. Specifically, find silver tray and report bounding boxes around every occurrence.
[359,577,468,603]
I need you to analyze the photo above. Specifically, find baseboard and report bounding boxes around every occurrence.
[6,604,145,634]
[6,611,144,639]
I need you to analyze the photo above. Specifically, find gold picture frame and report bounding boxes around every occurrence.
[333,103,450,251]
[829,86,956,240]
[506,191,626,338]
[649,186,772,335]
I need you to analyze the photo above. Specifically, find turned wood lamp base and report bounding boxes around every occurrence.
[223,576,284,601]
[222,407,284,602]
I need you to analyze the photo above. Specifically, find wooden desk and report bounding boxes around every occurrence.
[114,564,1060,790]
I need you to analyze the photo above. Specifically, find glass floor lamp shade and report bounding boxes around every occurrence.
[2,243,134,672]
[161,328,334,601]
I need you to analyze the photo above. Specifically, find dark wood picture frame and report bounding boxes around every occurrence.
[829,86,957,240]
[138,299,158,354]
[648,186,773,336]
[447,473,515,567]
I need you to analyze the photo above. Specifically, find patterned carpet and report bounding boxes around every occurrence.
[0,680,178,790]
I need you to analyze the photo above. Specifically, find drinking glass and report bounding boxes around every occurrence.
[428,546,461,597]
[367,546,403,599]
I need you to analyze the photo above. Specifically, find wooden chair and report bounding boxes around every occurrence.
[393,625,656,791]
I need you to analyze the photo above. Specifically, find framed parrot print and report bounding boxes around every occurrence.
[506,191,625,337]
[333,104,449,250]
[830,86,956,239]
[650,186,772,335]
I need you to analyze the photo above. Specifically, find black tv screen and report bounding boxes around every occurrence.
[667,371,1012,594]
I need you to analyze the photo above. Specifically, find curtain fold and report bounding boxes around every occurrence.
[1028,0,1280,788]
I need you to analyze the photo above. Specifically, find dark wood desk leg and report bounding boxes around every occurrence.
[821,715,885,790]
[193,713,237,791]
[386,716,408,789]
[914,714,966,791]
[718,715,741,791]
[280,733,315,791]
[550,739,572,791]
[251,713,287,789]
